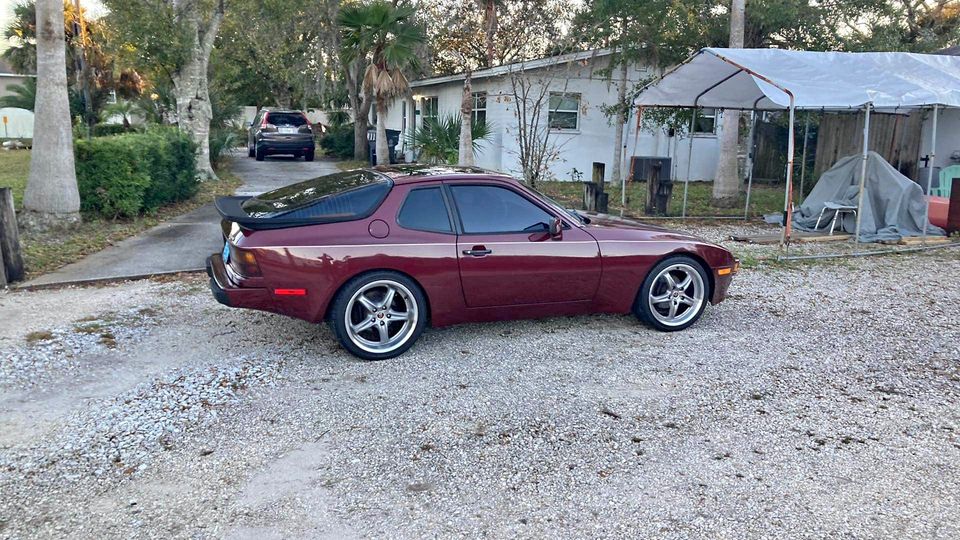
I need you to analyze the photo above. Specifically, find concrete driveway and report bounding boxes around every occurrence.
[21,152,340,288]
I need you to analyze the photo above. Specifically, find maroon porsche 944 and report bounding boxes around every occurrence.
[208,166,738,360]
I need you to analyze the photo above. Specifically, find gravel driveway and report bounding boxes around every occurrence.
[2,249,959,539]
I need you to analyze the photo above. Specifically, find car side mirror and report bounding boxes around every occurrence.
[549,217,562,237]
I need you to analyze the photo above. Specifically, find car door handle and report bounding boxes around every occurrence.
[462,247,492,257]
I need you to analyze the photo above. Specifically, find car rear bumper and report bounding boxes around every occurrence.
[257,136,314,152]
[206,254,272,310]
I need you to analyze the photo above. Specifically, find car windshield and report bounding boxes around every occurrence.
[265,112,307,126]
[241,170,391,220]
[525,185,587,224]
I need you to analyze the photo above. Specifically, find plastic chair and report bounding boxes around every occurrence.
[935,165,959,198]
[814,202,858,235]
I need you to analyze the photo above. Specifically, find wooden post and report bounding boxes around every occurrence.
[0,237,6,287]
[0,187,25,283]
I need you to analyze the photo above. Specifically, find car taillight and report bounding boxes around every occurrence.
[229,245,261,277]
[260,114,277,132]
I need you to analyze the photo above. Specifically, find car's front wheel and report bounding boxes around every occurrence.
[635,255,710,331]
[247,141,255,157]
[330,271,427,360]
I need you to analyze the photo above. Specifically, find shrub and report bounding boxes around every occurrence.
[406,114,491,164]
[75,128,198,219]
[210,128,243,165]
[92,123,139,137]
[319,124,355,159]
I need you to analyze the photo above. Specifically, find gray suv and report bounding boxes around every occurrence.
[247,108,315,161]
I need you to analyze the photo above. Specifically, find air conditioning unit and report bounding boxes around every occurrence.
[629,156,671,183]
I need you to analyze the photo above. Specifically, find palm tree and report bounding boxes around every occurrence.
[407,113,491,164]
[21,0,80,230]
[100,100,143,129]
[712,0,746,205]
[339,1,424,166]
[0,79,37,111]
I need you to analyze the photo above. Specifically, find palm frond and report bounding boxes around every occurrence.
[0,78,36,111]
[406,113,492,165]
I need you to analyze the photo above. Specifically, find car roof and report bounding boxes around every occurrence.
[367,164,516,185]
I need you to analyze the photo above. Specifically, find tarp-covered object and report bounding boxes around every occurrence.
[634,48,960,111]
[794,152,945,242]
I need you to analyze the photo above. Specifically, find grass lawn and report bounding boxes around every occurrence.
[536,179,791,219]
[0,150,31,207]
[0,150,242,278]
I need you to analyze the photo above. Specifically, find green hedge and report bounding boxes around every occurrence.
[319,124,355,159]
[75,129,199,218]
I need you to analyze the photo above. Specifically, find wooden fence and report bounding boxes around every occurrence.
[813,111,923,180]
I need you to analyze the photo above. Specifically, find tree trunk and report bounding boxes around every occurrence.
[458,71,474,166]
[611,57,628,188]
[171,0,223,181]
[712,0,745,205]
[21,0,80,231]
[348,61,372,161]
[480,0,498,67]
[375,97,389,166]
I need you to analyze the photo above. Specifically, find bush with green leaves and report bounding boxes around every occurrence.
[210,128,243,165]
[319,124,356,159]
[91,123,139,137]
[75,128,198,218]
[406,114,491,164]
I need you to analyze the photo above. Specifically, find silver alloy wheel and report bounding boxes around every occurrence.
[647,263,705,327]
[344,280,419,354]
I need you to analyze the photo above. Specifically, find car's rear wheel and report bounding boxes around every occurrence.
[635,255,709,331]
[255,145,265,161]
[305,149,315,162]
[330,272,427,360]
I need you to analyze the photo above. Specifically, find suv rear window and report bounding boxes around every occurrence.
[265,112,307,126]
[241,170,391,220]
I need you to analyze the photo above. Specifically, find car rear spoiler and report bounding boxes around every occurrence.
[215,196,343,231]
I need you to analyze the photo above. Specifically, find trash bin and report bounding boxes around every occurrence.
[367,128,401,165]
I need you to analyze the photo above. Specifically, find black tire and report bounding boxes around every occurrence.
[255,145,265,161]
[305,149,315,162]
[634,255,711,332]
[329,271,428,361]
[247,142,255,157]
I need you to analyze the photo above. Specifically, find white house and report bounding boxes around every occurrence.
[381,49,723,183]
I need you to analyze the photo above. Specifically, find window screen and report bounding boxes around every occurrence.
[450,185,554,234]
[397,187,452,233]
[548,93,580,130]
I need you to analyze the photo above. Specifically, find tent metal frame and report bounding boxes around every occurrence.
[637,50,950,254]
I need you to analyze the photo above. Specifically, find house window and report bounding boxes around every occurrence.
[548,92,580,130]
[421,96,439,125]
[472,91,486,125]
[693,108,717,135]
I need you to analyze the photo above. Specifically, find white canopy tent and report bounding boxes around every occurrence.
[634,48,960,246]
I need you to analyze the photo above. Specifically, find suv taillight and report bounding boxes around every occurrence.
[229,245,261,277]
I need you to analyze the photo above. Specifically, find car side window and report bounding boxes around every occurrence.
[397,187,453,233]
[450,185,554,234]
